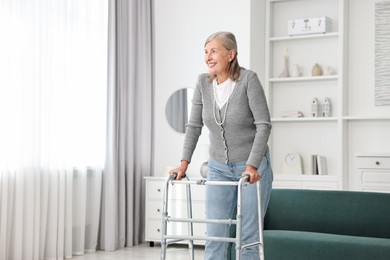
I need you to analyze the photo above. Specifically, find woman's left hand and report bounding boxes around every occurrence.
[242,165,260,184]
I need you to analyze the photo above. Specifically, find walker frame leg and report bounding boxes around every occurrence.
[186,180,195,260]
[160,174,173,260]
[160,175,264,260]
[257,181,264,259]
[161,174,194,260]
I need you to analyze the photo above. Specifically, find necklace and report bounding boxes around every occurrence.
[212,79,234,126]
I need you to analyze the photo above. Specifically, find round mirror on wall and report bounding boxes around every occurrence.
[166,88,194,134]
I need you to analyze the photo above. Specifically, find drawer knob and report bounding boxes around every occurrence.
[157,189,161,192]
[375,161,380,166]
[157,209,160,212]
[157,229,160,233]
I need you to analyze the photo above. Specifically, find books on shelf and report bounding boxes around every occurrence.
[311,155,328,175]
[281,111,304,118]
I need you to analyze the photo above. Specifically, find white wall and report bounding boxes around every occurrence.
[347,0,390,190]
[250,0,266,83]
[348,0,390,117]
[153,0,260,177]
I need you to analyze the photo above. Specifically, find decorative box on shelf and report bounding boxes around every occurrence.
[288,16,332,36]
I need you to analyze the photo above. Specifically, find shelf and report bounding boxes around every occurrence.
[270,0,314,2]
[343,116,390,121]
[269,32,339,42]
[355,153,390,157]
[269,75,338,83]
[272,116,390,122]
[273,174,341,190]
[274,174,339,181]
[271,117,337,122]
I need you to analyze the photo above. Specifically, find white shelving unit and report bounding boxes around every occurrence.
[265,0,349,189]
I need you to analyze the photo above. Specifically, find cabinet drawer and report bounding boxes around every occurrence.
[146,201,164,219]
[147,220,192,237]
[189,184,205,201]
[145,211,192,241]
[357,156,390,169]
[147,180,206,200]
[362,187,390,194]
[146,220,162,241]
[191,201,205,219]
[146,219,207,244]
[362,170,390,183]
[147,200,205,220]
[192,222,206,238]
[147,180,165,199]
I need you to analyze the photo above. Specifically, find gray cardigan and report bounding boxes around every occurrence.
[182,68,271,169]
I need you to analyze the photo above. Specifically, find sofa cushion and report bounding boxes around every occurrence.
[264,230,390,260]
[264,189,390,239]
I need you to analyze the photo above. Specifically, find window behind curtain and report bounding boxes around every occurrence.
[0,0,108,170]
[0,1,108,258]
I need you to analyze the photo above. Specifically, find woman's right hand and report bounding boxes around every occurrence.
[169,160,189,180]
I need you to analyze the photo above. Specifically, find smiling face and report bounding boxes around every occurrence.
[204,38,235,83]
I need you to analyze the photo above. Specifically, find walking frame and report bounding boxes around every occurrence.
[160,173,264,260]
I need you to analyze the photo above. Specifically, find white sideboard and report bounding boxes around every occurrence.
[144,176,206,246]
[356,154,390,193]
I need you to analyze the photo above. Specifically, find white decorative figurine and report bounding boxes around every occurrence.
[311,97,321,117]
[311,63,323,76]
[291,64,303,77]
[279,48,290,78]
[322,97,332,117]
[323,66,335,75]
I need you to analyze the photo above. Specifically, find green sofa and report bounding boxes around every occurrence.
[262,189,390,260]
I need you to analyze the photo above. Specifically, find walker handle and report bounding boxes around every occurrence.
[171,172,187,180]
[243,174,251,183]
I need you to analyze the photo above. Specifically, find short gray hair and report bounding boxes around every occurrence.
[205,31,241,82]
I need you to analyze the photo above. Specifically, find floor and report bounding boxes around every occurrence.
[73,243,205,260]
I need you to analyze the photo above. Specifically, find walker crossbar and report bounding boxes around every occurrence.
[165,239,185,245]
[242,241,263,250]
[164,235,237,243]
[165,217,237,225]
[170,179,248,186]
[160,173,264,260]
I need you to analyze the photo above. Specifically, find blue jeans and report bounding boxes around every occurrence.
[204,151,273,260]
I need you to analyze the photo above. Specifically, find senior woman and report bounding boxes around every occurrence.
[170,31,273,260]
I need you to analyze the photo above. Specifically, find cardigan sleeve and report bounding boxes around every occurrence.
[246,71,272,168]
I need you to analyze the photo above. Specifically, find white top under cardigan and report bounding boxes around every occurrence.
[181,68,272,169]
[213,78,236,109]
